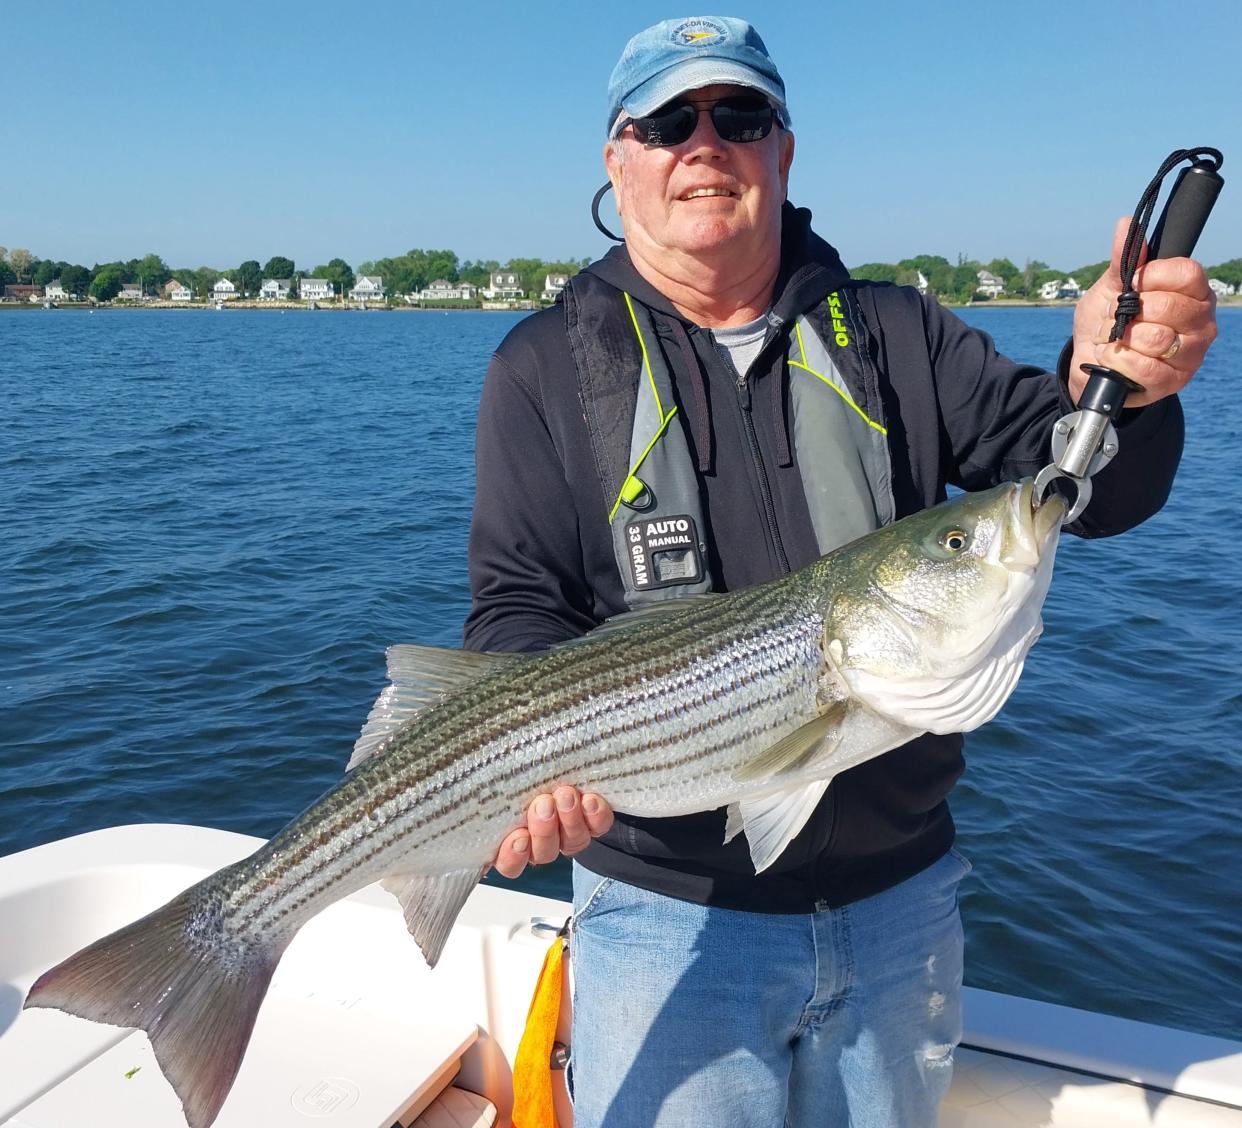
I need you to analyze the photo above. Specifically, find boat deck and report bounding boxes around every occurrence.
[1,825,1239,1127]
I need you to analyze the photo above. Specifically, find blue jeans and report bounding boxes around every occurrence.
[568,849,970,1128]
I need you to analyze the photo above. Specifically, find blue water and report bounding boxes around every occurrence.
[2,305,1240,1041]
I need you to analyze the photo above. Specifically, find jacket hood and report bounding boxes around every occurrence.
[582,201,850,324]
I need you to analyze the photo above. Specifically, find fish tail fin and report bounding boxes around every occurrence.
[25,880,288,1128]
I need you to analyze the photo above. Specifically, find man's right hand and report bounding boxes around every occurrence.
[492,787,614,879]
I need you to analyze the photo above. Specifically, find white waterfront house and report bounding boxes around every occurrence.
[117,282,144,302]
[1208,278,1237,297]
[213,278,238,301]
[169,282,194,302]
[483,271,524,300]
[417,279,479,301]
[259,278,293,301]
[916,271,929,295]
[350,275,385,302]
[541,273,569,302]
[975,270,1004,298]
[43,282,68,302]
[1039,278,1082,300]
[299,277,333,302]
[420,279,457,300]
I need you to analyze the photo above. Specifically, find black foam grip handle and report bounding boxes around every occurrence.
[1147,162,1225,260]
[1079,364,1140,423]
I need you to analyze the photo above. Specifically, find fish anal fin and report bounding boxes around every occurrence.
[727,779,833,874]
[349,645,519,770]
[382,866,486,968]
[733,702,847,784]
[24,875,288,1128]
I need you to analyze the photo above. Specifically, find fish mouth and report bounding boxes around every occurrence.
[1001,479,1065,570]
[1028,477,1067,545]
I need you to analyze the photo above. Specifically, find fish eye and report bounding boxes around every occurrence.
[939,528,969,552]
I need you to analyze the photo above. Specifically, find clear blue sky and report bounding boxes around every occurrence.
[8,2,1240,273]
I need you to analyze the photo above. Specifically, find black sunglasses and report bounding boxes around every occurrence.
[618,95,778,148]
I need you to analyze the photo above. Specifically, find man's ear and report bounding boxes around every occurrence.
[604,140,625,198]
[779,130,795,196]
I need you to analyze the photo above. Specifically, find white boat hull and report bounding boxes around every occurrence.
[1,825,1239,1127]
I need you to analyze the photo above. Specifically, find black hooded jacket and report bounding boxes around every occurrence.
[463,203,1183,912]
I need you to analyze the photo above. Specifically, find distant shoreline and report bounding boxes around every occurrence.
[0,302,532,313]
[4,296,1239,313]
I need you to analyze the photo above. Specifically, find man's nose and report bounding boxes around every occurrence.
[682,109,726,158]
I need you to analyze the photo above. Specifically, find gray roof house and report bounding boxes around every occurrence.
[299,278,333,301]
[484,271,524,300]
[541,272,570,302]
[417,279,479,301]
[975,270,1004,298]
[350,275,385,302]
[259,278,293,300]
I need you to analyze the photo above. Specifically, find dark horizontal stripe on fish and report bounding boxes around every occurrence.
[358,658,818,858]
[362,627,817,818]
[267,613,813,847]
[403,610,821,774]
[227,598,826,924]
[228,648,819,932]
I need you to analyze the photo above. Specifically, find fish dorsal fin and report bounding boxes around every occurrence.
[733,704,847,783]
[348,645,518,770]
[552,594,724,648]
[380,866,487,968]
[724,780,833,873]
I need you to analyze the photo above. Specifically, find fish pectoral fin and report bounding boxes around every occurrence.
[382,865,487,968]
[349,646,521,769]
[726,779,832,873]
[732,704,846,784]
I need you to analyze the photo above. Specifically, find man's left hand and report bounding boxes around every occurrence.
[491,787,614,879]
[1069,217,1217,407]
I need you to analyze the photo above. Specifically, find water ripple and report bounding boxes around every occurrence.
[2,306,1240,1040]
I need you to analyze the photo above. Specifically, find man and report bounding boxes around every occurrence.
[465,16,1216,1127]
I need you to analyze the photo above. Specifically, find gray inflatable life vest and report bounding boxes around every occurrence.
[564,279,896,608]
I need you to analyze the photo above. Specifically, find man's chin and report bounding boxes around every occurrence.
[666,215,754,255]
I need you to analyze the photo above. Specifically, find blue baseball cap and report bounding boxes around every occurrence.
[606,17,789,138]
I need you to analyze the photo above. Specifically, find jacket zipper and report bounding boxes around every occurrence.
[736,368,791,574]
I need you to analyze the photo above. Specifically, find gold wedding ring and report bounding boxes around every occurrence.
[1159,334,1182,361]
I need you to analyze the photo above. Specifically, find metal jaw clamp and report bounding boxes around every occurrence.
[1033,146,1225,526]
[1033,364,1134,525]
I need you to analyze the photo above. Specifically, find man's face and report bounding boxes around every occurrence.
[604,83,795,266]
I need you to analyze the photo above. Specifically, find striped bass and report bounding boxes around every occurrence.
[25,479,1065,1128]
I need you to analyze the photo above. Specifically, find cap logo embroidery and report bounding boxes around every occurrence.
[671,18,728,47]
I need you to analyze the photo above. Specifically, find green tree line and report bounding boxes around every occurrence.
[3,244,1239,304]
[850,254,1242,301]
[849,255,1111,302]
[0,246,593,303]
[353,250,592,300]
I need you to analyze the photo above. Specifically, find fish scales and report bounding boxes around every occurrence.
[231,577,830,935]
[24,481,1066,1128]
